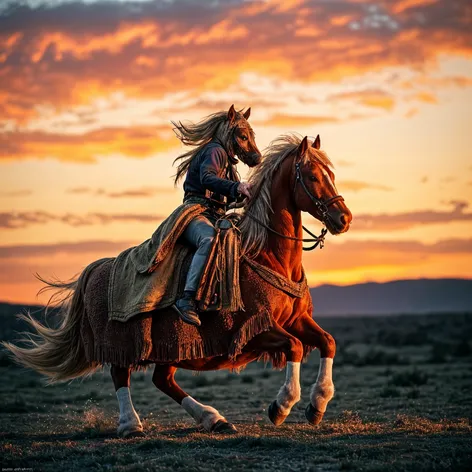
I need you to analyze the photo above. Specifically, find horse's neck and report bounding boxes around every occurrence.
[258,159,304,281]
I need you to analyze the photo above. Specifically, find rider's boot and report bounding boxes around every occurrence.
[173,291,201,327]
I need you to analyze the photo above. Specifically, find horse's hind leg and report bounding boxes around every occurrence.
[152,364,237,434]
[287,315,336,426]
[111,365,144,438]
[244,324,304,426]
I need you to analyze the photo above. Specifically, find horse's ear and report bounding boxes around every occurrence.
[243,107,251,120]
[297,136,309,161]
[312,134,321,150]
[228,104,237,124]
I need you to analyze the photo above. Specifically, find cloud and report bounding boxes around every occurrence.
[329,89,396,111]
[259,114,340,128]
[304,237,472,272]
[0,189,33,197]
[354,200,472,231]
[1,237,471,285]
[0,240,133,259]
[67,186,177,197]
[339,180,393,192]
[0,211,163,229]
[0,126,176,162]
[0,0,470,125]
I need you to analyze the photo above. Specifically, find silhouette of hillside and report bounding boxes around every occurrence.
[310,278,472,316]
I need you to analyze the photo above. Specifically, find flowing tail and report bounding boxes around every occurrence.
[1,260,103,383]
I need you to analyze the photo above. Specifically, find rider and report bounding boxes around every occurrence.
[172,105,262,326]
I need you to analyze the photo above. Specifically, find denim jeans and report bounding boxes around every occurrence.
[181,213,217,293]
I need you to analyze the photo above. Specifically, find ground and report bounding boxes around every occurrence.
[1,308,471,471]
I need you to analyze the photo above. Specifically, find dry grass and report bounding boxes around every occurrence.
[1,311,472,471]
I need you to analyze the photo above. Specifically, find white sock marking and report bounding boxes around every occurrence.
[116,387,142,434]
[310,357,334,413]
[181,396,226,431]
[276,361,301,415]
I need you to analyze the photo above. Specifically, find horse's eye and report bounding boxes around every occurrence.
[309,176,317,182]
[241,136,248,141]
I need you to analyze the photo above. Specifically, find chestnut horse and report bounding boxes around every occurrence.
[3,134,352,437]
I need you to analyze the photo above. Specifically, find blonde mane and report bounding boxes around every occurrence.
[240,134,333,257]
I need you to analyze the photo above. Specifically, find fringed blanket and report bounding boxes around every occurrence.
[108,203,243,322]
[82,258,273,368]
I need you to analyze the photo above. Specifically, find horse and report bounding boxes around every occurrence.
[3,133,352,437]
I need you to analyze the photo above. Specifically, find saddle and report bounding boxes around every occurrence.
[107,203,244,322]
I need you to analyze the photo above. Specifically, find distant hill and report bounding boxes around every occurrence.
[310,278,472,316]
[0,279,471,325]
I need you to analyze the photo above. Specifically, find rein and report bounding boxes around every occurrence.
[245,211,327,251]
[244,160,344,251]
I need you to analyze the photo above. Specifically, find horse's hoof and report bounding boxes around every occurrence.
[123,430,145,439]
[211,420,238,434]
[118,425,145,439]
[305,403,324,426]
[268,400,288,426]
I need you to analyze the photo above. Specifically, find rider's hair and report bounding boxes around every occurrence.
[172,110,244,185]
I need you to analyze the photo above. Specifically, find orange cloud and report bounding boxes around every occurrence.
[0,211,164,229]
[0,126,176,163]
[330,89,396,111]
[0,0,470,124]
[392,0,439,14]
[67,186,177,198]
[260,114,339,127]
[339,181,393,192]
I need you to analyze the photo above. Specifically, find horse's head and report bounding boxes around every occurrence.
[292,135,352,235]
[227,104,262,167]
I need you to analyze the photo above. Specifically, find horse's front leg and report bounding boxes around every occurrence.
[287,315,335,425]
[244,324,304,426]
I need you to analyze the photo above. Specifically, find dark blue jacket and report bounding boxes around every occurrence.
[183,142,241,204]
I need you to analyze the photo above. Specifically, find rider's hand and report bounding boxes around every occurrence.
[238,182,252,198]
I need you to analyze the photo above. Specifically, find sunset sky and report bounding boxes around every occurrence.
[1,0,471,304]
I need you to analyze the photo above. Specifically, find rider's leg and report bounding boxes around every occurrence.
[174,214,216,326]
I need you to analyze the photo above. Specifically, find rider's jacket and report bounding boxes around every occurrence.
[183,141,241,209]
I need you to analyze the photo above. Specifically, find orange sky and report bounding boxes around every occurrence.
[1,0,471,304]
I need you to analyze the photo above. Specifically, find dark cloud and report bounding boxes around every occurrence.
[354,200,472,231]
[0,211,164,228]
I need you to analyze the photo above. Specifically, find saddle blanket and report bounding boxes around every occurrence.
[108,202,243,322]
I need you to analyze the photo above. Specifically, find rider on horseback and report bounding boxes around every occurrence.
[172,105,262,326]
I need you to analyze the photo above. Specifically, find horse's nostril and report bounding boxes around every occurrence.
[339,214,348,226]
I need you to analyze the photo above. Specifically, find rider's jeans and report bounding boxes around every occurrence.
[181,214,217,294]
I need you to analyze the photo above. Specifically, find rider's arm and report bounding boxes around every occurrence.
[200,146,240,198]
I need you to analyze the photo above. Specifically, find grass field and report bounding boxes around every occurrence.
[1,307,471,471]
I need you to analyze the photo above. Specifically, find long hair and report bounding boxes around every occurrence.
[172,111,238,184]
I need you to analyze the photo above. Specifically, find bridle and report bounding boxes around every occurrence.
[245,158,344,251]
[294,161,344,224]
